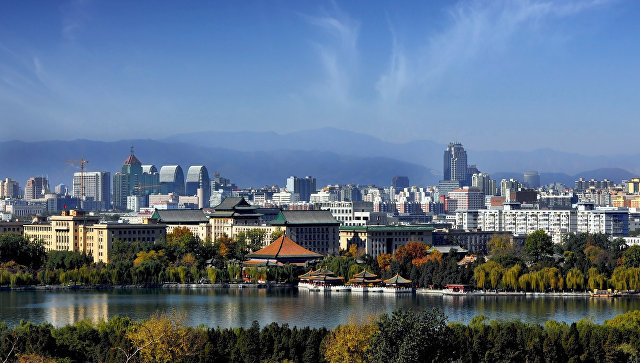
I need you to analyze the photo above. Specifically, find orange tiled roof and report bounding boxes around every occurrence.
[247,235,323,259]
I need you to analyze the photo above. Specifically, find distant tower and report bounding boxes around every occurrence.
[286,176,316,202]
[113,147,143,210]
[443,142,469,186]
[186,166,211,207]
[524,171,540,189]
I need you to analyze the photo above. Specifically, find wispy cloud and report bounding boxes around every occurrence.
[60,0,90,41]
[304,5,360,105]
[376,0,610,104]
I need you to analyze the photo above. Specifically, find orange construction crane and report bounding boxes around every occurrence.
[66,158,89,199]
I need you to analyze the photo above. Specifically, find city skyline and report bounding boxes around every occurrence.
[1,1,639,154]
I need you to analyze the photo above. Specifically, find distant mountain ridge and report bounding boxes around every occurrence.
[0,139,438,188]
[169,128,640,177]
[1,128,637,188]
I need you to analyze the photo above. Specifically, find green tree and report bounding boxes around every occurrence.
[622,245,640,268]
[525,230,552,263]
[0,233,46,270]
[368,308,453,363]
[565,268,585,291]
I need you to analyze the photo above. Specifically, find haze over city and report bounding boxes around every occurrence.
[1,0,639,154]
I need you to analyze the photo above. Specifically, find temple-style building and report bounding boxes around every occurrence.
[244,235,322,267]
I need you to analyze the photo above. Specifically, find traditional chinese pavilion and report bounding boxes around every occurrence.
[244,235,323,267]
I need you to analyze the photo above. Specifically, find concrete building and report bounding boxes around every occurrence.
[449,187,484,211]
[391,176,409,190]
[317,201,373,227]
[310,191,337,203]
[24,177,49,201]
[113,149,144,210]
[0,222,25,235]
[286,176,316,202]
[73,171,111,210]
[523,171,540,189]
[0,178,20,199]
[272,191,299,206]
[152,209,211,241]
[432,230,523,255]
[23,210,166,263]
[5,204,46,217]
[576,203,628,236]
[185,166,210,207]
[159,165,185,195]
[271,210,340,255]
[443,142,469,186]
[339,225,434,257]
[457,208,577,243]
[500,179,523,199]
[472,173,497,196]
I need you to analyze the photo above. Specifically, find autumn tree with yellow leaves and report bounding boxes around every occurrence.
[123,311,205,363]
[322,316,378,363]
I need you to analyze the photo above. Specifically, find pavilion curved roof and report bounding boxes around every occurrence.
[383,274,412,285]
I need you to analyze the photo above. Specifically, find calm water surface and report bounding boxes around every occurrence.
[1,288,639,328]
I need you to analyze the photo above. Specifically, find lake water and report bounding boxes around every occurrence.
[1,288,639,328]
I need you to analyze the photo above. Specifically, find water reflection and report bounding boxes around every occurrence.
[1,289,639,329]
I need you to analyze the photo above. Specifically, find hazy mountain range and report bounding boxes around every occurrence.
[0,128,637,188]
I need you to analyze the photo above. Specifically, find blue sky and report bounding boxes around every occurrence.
[0,0,638,154]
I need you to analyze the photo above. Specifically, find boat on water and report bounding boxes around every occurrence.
[590,289,620,298]
[443,284,473,295]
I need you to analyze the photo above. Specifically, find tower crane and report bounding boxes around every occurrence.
[66,158,89,200]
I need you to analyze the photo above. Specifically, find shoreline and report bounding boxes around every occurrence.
[2,284,639,298]
[0,282,298,291]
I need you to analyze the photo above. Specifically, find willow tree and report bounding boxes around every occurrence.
[565,268,585,291]
[502,265,522,291]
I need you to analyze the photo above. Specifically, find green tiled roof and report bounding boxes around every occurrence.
[384,274,412,285]
[152,209,208,223]
[271,210,339,225]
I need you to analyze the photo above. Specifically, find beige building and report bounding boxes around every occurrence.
[339,225,434,257]
[23,210,166,263]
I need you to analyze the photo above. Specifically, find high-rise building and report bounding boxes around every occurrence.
[142,165,161,195]
[73,171,110,210]
[500,178,523,199]
[391,176,410,190]
[159,165,185,195]
[524,171,540,189]
[185,166,211,208]
[113,148,144,210]
[55,184,68,195]
[443,142,469,186]
[0,178,20,198]
[24,177,49,201]
[472,173,497,196]
[286,176,316,202]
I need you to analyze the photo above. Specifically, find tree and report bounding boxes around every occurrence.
[622,245,640,268]
[368,308,454,363]
[0,233,46,270]
[525,230,552,263]
[270,228,284,242]
[125,311,205,363]
[565,268,585,291]
[322,316,377,363]
[376,254,392,272]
